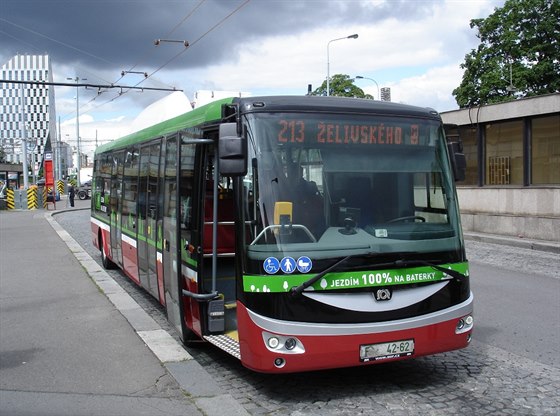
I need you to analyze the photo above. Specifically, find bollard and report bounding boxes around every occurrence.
[57,180,65,195]
[27,187,38,210]
[41,187,48,209]
[6,188,15,210]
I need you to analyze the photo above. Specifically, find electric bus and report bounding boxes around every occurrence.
[91,95,472,373]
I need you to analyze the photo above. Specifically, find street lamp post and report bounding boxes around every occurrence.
[67,76,86,186]
[56,116,62,182]
[326,34,358,96]
[355,76,380,100]
[19,83,29,189]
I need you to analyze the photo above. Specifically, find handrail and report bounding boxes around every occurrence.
[251,224,317,245]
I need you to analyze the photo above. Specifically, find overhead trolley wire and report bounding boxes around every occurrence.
[104,0,251,108]
[0,17,115,85]
[149,0,251,79]
[115,0,207,86]
[2,0,252,120]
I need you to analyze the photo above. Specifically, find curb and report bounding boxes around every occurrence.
[45,209,250,416]
[464,232,560,254]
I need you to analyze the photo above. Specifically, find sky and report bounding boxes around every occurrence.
[1,0,505,157]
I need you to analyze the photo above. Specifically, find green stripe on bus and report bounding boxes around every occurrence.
[243,262,468,293]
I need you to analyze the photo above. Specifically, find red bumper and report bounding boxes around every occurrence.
[237,298,473,373]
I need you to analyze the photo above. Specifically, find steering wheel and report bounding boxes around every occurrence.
[387,215,426,223]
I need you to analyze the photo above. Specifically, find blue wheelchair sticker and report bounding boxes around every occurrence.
[263,257,280,274]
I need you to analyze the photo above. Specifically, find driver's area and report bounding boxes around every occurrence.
[247,144,452,248]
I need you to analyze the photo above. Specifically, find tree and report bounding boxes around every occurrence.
[453,0,560,108]
[312,74,374,99]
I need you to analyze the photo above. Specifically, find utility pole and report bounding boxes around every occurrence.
[67,76,85,186]
[57,116,63,181]
[20,83,29,189]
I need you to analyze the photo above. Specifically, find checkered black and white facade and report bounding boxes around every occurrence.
[1,54,57,170]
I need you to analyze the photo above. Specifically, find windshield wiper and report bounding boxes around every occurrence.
[290,255,467,296]
[291,251,390,296]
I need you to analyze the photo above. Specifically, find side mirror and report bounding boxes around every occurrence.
[447,141,466,182]
[218,123,247,176]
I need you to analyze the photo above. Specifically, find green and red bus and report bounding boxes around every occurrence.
[91,95,472,373]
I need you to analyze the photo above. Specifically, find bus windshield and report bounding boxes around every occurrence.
[243,112,463,265]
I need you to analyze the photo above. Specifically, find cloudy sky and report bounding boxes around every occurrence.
[1,0,504,156]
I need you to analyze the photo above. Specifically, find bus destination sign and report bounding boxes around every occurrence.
[277,120,426,146]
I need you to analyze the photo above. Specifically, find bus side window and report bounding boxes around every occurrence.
[181,196,191,229]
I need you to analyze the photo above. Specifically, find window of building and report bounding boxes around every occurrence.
[459,126,478,185]
[532,114,560,185]
[485,120,524,185]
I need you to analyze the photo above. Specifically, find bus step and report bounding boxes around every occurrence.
[203,333,240,359]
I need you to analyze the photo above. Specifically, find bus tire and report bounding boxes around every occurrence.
[100,234,116,269]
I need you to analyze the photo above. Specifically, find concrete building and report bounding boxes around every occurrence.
[0,54,57,178]
[441,93,559,242]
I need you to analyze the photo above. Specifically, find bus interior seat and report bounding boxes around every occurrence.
[203,188,235,254]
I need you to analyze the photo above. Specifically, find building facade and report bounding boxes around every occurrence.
[0,54,57,178]
[441,93,560,242]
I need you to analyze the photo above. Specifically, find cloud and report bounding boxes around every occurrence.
[1,0,505,145]
[386,63,466,111]
[61,113,94,126]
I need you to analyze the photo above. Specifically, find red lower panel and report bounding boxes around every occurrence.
[121,239,140,285]
[183,276,202,336]
[157,258,165,306]
[237,302,471,373]
[91,223,100,250]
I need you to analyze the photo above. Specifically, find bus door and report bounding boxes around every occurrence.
[120,147,140,284]
[110,151,125,266]
[177,134,203,339]
[138,140,161,300]
[198,143,237,340]
[162,136,181,337]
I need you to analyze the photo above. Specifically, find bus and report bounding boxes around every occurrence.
[91,95,472,373]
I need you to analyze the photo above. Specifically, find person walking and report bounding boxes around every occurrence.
[68,184,75,207]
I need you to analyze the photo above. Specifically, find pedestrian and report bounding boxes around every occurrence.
[68,184,75,207]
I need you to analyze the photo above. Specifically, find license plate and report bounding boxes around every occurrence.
[360,339,414,362]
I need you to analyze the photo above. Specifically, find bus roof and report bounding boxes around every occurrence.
[234,95,442,120]
[95,95,441,155]
[95,96,234,154]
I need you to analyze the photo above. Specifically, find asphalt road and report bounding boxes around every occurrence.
[54,206,560,415]
[469,262,560,368]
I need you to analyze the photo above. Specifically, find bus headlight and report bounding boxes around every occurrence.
[267,337,280,349]
[455,314,474,334]
[284,338,297,350]
[263,332,305,354]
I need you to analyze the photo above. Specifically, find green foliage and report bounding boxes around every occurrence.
[453,0,560,108]
[312,74,374,99]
